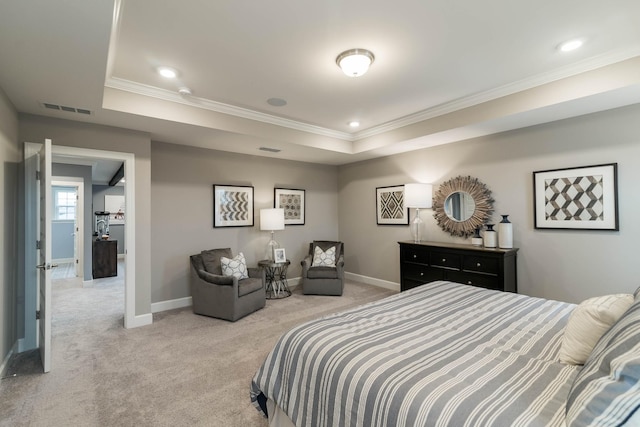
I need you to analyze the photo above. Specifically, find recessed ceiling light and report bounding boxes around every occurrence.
[267,98,287,107]
[348,121,360,128]
[157,66,177,78]
[558,39,584,53]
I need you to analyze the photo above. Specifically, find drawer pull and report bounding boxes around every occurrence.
[413,254,417,259]
[467,281,473,285]
[420,272,424,276]
[476,262,481,267]
[442,258,446,262]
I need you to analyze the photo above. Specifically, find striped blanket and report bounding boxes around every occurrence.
[251,281,580,427]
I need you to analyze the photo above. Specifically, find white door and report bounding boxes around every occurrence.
[36,139,53,373]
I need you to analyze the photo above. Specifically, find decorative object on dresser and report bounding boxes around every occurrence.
[213,184,254,227]
[404,183,433,242]
[260,208,285,261]
[274,188,305,225]
[398,241,518,292]
[484,223,497,248]
[533,163,619,230]
[432,175,494,238]
[471,227,483,246]
[498,214,513,248]
[375,185,409,225]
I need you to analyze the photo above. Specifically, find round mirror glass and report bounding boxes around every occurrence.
[444,191,476,222]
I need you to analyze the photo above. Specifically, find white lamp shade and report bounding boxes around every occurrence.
[404,183,433,208]
[260,208,285,231]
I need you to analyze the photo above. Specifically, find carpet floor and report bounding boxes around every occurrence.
[0,268,395,427]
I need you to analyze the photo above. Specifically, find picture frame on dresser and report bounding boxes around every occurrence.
[274,188,305,225]
[213,184,254,227]
[533,163,618,230]
[376,185,409,225]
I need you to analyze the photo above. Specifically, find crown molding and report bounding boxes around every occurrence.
[104,77,355,141]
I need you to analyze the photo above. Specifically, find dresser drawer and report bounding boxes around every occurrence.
[429,251,461,270]
[462,255,499,275]
[448,271,502,291]
[404,263,442,282]
[402,246,429,264]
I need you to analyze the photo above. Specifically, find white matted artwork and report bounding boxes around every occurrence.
[274,188,305,225]
[104,195,125,224]
[274,248,286,263]
[213,185,254,227]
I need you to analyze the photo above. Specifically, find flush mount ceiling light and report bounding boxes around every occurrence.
[348,121,360,128]
[558,38,584,52]
[336,48,375,77]
[157,66,177,78]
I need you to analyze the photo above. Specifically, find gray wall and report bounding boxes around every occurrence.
[338,104,640,304]
[92,185,125,255]
[150,141,339,303]
[19,114,152,316]
[0,88,19,369]
[51,164,93,280]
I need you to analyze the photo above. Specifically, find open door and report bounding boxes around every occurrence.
[36,138,54,373]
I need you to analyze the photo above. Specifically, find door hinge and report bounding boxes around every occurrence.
[36,310,41,320]
[36,240,41,250]
[75,259,79,264]
[36,170,41,180]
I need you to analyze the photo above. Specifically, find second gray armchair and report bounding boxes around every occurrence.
[301,240,344,296]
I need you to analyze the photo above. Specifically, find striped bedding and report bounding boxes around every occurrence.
[251,281,580,427]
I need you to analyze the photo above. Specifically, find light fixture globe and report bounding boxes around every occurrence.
[336,48,375,77]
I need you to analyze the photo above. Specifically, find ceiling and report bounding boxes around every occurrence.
[1,0,640,166]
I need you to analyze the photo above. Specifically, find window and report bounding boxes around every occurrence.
[53,187,77,220]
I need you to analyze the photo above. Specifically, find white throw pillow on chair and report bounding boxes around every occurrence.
[312,245,336,267]
[220,252,249,280]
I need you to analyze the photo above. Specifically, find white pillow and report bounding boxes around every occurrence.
[220,252,249,280]
[559,293,634,365]
[312,245,336,267]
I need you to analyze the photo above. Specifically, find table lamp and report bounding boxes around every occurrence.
[260,208,285,260]
[404,183,433,243]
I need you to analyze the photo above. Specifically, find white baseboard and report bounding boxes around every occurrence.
[0,341,19,378]
[151,296,193,313]
[125,313,153,329]
[345,272,400,292]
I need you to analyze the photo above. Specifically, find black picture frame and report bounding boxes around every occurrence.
[213,184,254,227]
[376,185,409,225]
[274,188,305,225]
[533,163,618,230]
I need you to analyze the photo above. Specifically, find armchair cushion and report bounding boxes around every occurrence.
[238,277,264,297]
[220,252,249,280]
[307,266,339,279]
[201,248,232,275]
[196,268,234,286]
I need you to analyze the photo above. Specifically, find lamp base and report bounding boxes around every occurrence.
[411,209,424,243]
[265,238,280,261]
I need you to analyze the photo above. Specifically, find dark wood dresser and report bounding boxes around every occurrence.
[92,239,117,279]
[399,241,518,293]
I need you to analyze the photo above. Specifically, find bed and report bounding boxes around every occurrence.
[251,280,640,427]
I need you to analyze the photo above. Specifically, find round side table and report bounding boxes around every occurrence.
[258,259,292,299]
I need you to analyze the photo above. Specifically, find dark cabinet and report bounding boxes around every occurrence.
[92,240,117,279]
[399,241,518,293]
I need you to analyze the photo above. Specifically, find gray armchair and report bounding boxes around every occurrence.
[301,241,344,296]
[190,248,266,321]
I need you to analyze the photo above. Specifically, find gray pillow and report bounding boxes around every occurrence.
[565,299,640,426]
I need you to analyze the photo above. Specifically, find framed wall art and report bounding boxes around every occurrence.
[376,185,409,225]
[533,163,618,230]
[273,248,287,263]
[213,185,254,227]
[274,188,305,225]
[104,194,125,225]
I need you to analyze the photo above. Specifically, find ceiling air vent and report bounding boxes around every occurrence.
[259,147,281,153]
[41,102,92,115]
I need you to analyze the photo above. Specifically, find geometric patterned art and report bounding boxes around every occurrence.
[219,190,249,221]
[544,175,604,221]
[376,185,409,225]
[380,190,404,219]
[214,185,254,227]
[278,193,301,220]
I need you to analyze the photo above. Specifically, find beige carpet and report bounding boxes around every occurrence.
[0,268,395,427]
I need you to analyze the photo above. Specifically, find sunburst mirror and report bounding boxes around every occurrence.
[432,175,494,238]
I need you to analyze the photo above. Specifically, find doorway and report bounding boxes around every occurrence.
[51,179,84,280]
